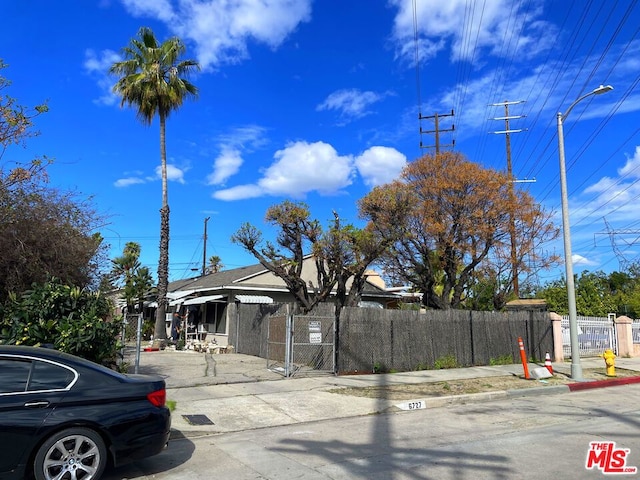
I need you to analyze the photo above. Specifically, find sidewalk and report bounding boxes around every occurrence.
[126,349,640,438]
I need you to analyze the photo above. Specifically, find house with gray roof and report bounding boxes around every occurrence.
[158,257,400,346]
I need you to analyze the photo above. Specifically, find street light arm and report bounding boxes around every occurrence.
[561,85,613,122]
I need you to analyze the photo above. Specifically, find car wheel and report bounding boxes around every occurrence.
[34,427,107,480]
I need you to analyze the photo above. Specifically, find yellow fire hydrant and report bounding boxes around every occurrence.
[601,349,616,377]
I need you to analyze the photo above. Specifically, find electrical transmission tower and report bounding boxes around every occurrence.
[419,110,455,153]
[596,218,640,270]
[490,100,526,297]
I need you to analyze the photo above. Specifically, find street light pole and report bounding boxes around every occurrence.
[556,84,612,381]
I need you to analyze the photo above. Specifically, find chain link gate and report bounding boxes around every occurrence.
[266,313,288,375]
[122,313,143,373]
[267,306,335,377]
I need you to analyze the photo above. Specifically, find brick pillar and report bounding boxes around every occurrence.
[549,312,565,362]
[614,315,634,357]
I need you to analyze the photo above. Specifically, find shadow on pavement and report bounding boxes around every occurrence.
[102,435,196,480]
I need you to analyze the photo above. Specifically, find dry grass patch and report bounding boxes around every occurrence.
[329,368,639,401]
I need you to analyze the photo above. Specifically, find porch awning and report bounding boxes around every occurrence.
[182,294,225,306]
[235,295,273,304]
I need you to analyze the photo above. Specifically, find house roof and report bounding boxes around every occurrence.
[505,298,548,311]
[167,260,397,298]
[167,263,269,292]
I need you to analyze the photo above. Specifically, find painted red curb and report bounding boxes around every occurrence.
[567,375,640,392]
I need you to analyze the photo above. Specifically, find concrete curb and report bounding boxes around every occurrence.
[423,390,509,407]
[507,385,570,397]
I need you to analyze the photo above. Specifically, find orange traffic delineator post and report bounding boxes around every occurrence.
[518,337,530,379]
[544,352,553,375]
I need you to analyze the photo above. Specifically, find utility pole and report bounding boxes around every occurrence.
[419,110,455,153]
[202,217,210,276]
[490,100,525,297]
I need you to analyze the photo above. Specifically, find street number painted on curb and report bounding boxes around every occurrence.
[396,399,426,411]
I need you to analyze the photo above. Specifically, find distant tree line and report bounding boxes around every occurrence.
[534,266,640,318]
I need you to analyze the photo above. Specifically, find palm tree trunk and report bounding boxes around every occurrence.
[154,113,170,340]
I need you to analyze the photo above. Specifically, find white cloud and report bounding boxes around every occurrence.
[114,177,146,188]
[213,140,354,200]
[431,61,622,138]
[206,125,268,185]
[207,147,243,185]
[84,49,121,106]
[355,146,407,187]
[579,146,640,224]
[619,146,640,178]
[212,184,263,201]
[120,0,175,22]
[572,254,598,267]
[150,164,186,184]
[389,0,555,66]
[212,141,409,201]
[317,89,393,123]
[115,163,187,187]
[261,141,354,196]
[84,48,120,73]
[119,0,312,70]
[217,125,268,149]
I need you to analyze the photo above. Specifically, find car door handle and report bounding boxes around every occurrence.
[24,401,50,408]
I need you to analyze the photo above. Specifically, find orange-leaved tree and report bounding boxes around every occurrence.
[359,151,558,310]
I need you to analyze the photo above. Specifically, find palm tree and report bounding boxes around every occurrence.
[110,27,200,341]
[111,242,142,312]
[205,255,224,274]
[133,266,155,314]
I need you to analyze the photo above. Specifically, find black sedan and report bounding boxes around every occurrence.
[0,345,171,480]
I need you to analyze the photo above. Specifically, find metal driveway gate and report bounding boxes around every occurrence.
[561,314,617,358]
[266,313,288,375]
[267,307,335,377]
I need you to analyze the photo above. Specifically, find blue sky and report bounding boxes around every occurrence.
[2,0,640,287]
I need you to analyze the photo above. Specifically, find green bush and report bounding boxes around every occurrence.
[433,354,460,369]
[0,279,122,366]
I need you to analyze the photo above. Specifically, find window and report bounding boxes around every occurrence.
[205,302,227,333]
[0,359,32,394]
[27,361,75,391]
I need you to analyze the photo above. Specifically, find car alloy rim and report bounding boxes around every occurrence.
[42,434,101,480]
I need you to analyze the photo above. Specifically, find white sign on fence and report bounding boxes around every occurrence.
[309,332,322,344]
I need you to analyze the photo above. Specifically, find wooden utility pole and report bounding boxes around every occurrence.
[419,110,455,153]
[202,217,210,276]
[491,100,525,297]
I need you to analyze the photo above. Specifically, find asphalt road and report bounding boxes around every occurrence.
[104,382,640,479]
